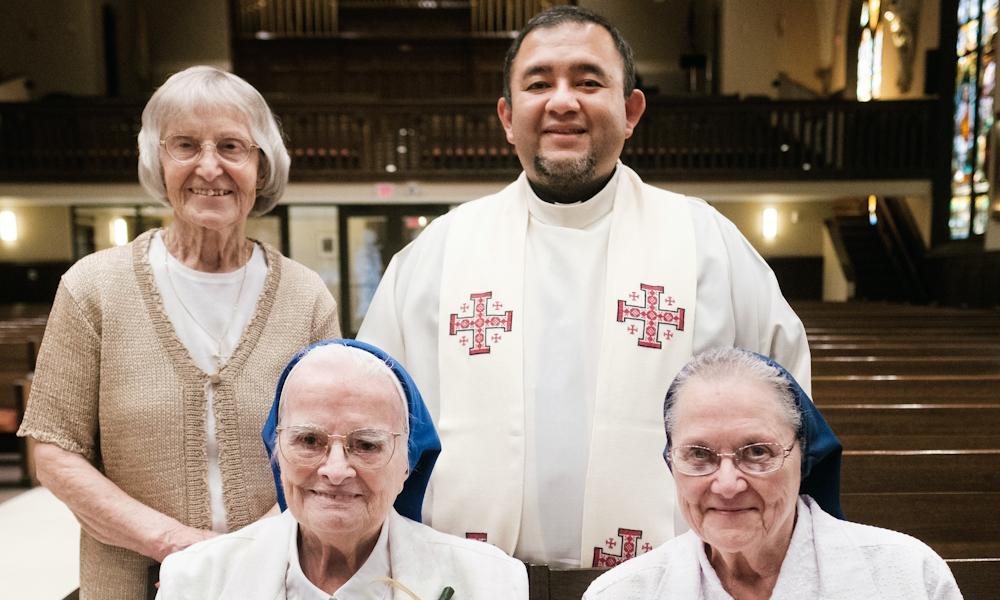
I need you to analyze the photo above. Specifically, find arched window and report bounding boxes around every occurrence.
[950,0,998,239]
[857,0,885,102]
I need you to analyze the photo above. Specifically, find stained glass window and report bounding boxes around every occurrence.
[857,0,884,101]
[950,0,998,239]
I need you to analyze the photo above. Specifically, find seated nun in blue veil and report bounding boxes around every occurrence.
[584,347,962,600]
[157,339,528,599]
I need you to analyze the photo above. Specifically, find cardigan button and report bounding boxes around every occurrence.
[209,373,222,385]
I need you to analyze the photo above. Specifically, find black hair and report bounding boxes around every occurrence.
[502,5,637,105]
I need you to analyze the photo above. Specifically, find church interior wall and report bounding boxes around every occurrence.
[87,208,136,252]
[984,217,1000,250]
[710,199,834,257]
[902,194,934,247]
[715,0,942,100]
[912,0,941,96]
[716,0,837,98]
[0,205,73,262]
[0,0,230,99]
[821,225,852,300]
[876,0,940,100]
[578,0,695,94]
[775,0,829,94]
[0,0,106,98]
[829,0,851,94]
[143,0,231,87]
[97,0,152,97]
[719,0,783,97]
[288,206,341,296]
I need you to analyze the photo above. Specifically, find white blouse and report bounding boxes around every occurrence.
[149,231,268,531]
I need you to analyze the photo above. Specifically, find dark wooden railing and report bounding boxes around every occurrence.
[625,98,937,179]
[232,0,572,38]
[0,97,937,182]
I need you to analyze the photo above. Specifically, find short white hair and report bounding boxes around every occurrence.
[278,344,410,436]
[137,65,290,216]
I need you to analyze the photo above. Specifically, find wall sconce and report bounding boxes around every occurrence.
[111,218,129,246]
[762,208,778,241]
[868,194,878,225]
[0,210,17,242]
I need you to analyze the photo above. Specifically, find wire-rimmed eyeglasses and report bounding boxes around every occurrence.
[666,441,796,476]
[276,425,401,470]
[159,135,259,166]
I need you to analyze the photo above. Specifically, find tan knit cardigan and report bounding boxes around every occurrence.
[19,229,340,599]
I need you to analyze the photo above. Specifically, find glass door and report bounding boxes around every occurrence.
[338,204,448,337]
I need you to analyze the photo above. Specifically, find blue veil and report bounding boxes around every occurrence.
[662,350,844,519]
[261,339,441,522]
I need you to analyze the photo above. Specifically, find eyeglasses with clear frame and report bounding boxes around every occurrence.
[159,135,259,166]
[667,441,796,476]
[276,425,402,470]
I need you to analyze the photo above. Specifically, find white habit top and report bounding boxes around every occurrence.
[155,509,528,599]
[583,495,964,600]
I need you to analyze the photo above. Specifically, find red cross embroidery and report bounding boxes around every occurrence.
[449,291,513,355]
[642,542,653,553]
[605,537,617,549]
[465,532,488,542]
[617,283,685,349]
[592,528,645,568]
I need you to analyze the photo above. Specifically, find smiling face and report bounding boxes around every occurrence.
[160,109,260,232]
[278,353,408,548]
[671,376,801,557]
[497,22,645,195]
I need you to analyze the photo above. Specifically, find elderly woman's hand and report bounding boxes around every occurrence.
[34,442,220,564]
[154,523,220,563]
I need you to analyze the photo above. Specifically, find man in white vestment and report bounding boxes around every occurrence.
[358,6,811,569]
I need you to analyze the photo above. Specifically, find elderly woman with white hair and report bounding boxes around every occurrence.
[18,66,340,598]
[584,348,962,600]
[156,339,529,599]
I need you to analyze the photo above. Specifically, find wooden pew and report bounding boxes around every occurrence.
[840,450,1000,494]
[527,564,603,600]
[811,341,1000,358]
[798,301,1000,594]
[841,492,1000,559]
[525,560,999,600]
[812,356,1000,376]
[947,558,1000,600]
[0,310,45,487]
[0,374,33,487]
[823,403,1000,450]
[813,374,1000,403]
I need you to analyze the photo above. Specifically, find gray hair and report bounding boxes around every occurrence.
[278,344,410,436]
[137,65,290,216]
[663,348,805,451]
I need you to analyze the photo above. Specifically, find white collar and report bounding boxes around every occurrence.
[526,165,619,230]
[285,518,392,600]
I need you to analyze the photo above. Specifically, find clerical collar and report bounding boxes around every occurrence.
[526,166,619,230]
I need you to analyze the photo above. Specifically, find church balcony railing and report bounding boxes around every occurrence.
[0,96,937,183]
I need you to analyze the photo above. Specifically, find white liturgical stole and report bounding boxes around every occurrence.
[432,164,696,566]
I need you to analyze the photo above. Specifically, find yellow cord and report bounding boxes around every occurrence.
[375,576,423,600]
